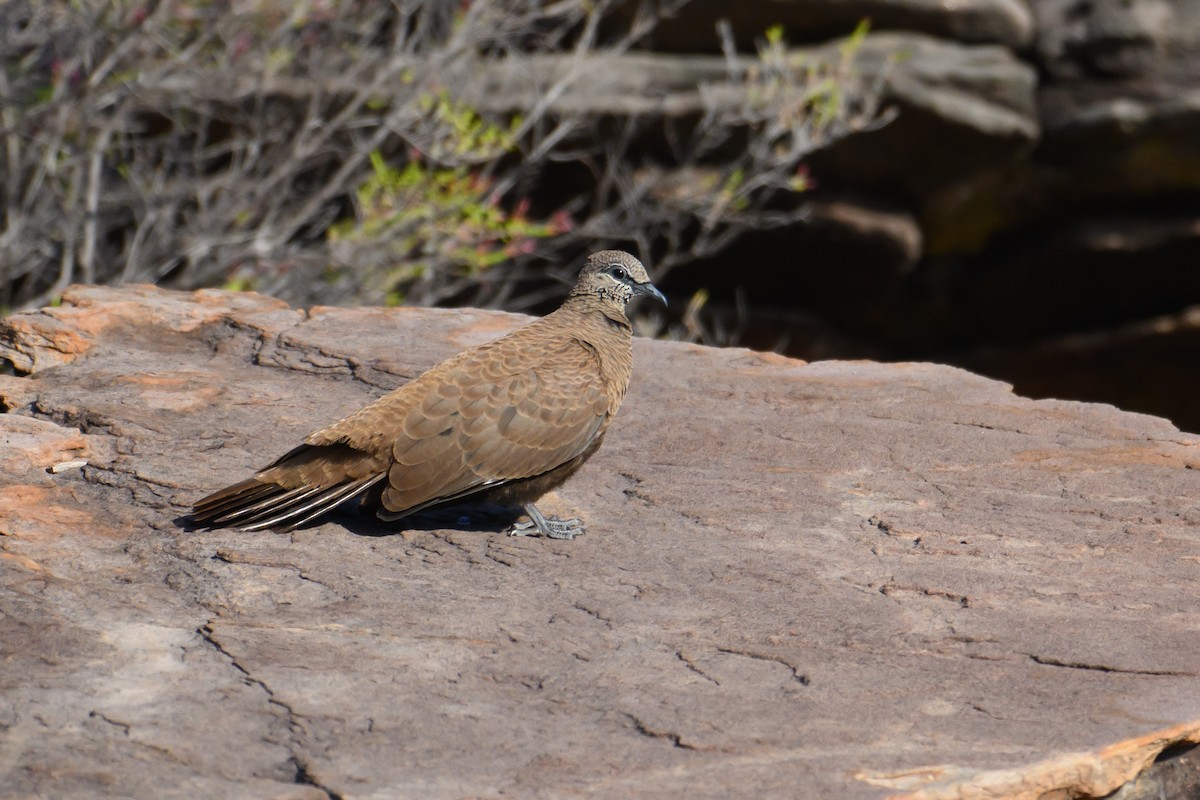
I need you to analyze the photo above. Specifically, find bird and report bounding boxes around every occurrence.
[192,250,666,539]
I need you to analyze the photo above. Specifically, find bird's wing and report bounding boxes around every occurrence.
[379,334,610,515]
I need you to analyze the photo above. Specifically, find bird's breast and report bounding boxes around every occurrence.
[574,327,633,412]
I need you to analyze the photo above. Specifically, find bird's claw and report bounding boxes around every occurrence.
[507,516,585,540]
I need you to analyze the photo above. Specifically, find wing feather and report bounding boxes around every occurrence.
[380,334,610,515]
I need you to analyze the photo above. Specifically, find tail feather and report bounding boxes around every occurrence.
[211,485,326,526]
[192,474,385,532]
[239,475,383,532]
[192,441,390,532]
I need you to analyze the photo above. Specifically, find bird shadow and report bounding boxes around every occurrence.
[174,500,524,538]
[330,501,524,538]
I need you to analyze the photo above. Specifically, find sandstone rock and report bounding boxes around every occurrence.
[1034,0,1180,79]
[801,33,1038,193]
[1032,0,1200,208]
[916,0,1200,244]
[3,286,1200,798]
[433,34,1036,202]
[0,413,91,477]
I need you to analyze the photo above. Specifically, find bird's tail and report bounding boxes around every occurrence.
[192,472,385,532]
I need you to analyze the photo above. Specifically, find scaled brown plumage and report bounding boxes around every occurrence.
[192,250,665,538]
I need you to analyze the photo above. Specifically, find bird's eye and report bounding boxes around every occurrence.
[609,265,628,281]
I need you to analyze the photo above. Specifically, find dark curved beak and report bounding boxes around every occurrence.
[634,281,667,307]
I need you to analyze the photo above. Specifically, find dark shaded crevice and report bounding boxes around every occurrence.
[1027,654,1197,678]
[717,647,812,686]
[572,602,614,628]
[88,710,131,735]
[32,400,119,438]
[966,703,1005,721]
[198,624,298,720]
[209,550,342,596]
[1101,741,1200,800]
[616,469,711,528]
[198,623,345,799]
[482,544,517,567]
[292,756,346,800]
[619,470,651,504]
[1156,742,1200,763]
[947,420,1032,436]
[879,583,971,608]
[676,650,720,685]
[623,713,697,751]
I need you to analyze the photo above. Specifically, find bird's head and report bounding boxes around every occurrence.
[571,250,667,308]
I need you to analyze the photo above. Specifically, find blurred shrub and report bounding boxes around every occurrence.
[0,0,886,316]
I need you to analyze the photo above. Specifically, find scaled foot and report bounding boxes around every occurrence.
[507,503,586,540]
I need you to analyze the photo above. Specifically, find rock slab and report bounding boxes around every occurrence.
[2,285,1200,799]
